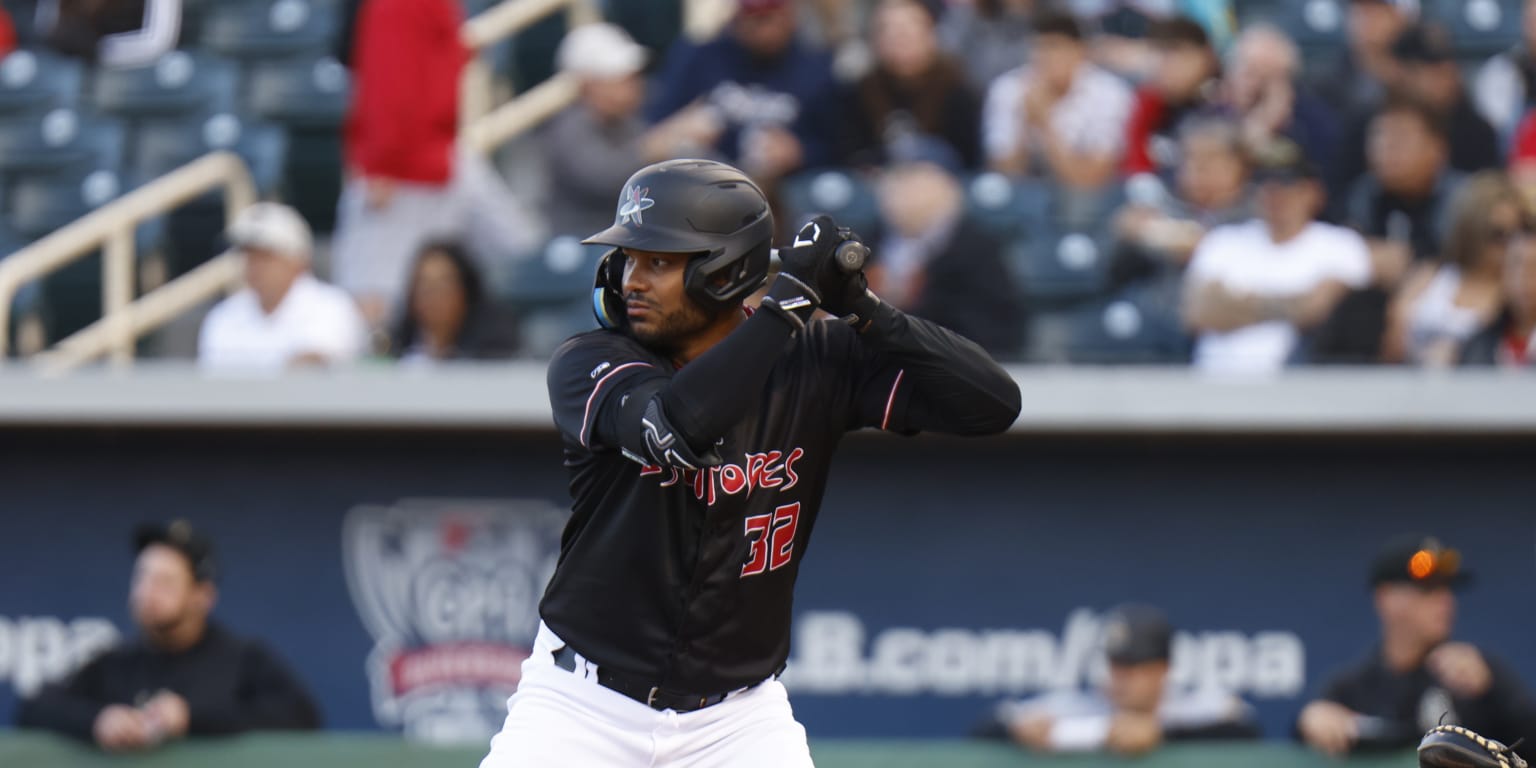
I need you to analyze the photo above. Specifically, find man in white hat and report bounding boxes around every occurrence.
[542,22,723,237]
[197,202,369,374]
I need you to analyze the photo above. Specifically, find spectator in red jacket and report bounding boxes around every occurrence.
[334,0,540,329]
[1122,16,1219,179]
[0,8,15,57]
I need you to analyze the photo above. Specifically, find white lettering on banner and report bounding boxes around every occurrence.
[0,617,120,698]
[783,610,1304,698]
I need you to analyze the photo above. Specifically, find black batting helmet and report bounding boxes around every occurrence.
[584,159,773,328]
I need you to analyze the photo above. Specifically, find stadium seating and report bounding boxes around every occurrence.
[245,54,349,127]
[198,0,341,60]
[780,169,881,239]
[8,162,123,238]
[963,173,1051,243]
[1428,0,1522,58]
[131,112,287,194]
[92,50,240,119]
[1009,228,1114,305]
[0,108,125,174]
[0,49,84,116]
[500,235,606,308]
[1061,283,1191,365]
[1273,0,1347,53]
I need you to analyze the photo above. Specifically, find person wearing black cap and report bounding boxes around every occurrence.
[987,605,1258,755]
[1183,137,1373,373]
[16,521,320,751]
[1296,535,1536,759]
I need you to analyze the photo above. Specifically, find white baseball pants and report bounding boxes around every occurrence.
[479,623,814,767]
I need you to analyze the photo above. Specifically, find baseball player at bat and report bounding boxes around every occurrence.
[478,159,1021,767]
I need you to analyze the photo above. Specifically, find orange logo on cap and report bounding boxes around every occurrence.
[1409,550,1436,580]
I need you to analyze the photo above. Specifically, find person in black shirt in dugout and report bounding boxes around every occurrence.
[478,158,1021,767]
[1296,534,1536,759]
[17,521,320,751]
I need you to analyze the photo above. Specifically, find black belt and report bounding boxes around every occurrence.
[551,645,746,713]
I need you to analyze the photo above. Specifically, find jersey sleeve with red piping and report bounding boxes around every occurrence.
[547,331,669,453]
[818,305,1021,436]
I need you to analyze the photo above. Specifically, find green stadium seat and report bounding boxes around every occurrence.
[132,112,287,195]
[0,109,125,174]
[245,55,349,127]
[1061,284,1192,365]
[0,49,84,116]
[780,169,881,241]
[199,0,341,59]
[92,50,240,119]
[1428,0,1522,58]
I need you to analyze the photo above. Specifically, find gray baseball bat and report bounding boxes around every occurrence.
[768,240,869,274]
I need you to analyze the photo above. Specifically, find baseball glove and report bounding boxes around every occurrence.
[1418,724,1527,768]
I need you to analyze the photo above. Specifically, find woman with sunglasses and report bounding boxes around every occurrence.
[1384,171,1531,367]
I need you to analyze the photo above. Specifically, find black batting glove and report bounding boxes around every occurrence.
[761,216,839,331]
[817,226,883,331]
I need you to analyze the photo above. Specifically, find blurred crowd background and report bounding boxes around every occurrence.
[4,0,1536,373]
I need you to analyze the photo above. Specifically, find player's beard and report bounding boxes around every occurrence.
[627,295,717,356]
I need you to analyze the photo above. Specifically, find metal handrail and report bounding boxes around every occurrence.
[459,0,598,142]
[0,151,256,365]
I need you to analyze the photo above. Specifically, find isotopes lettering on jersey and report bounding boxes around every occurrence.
[637,446,807,505]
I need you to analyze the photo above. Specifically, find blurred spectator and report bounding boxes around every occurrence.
[198,203,369,374]
[1183,139,1371,374]
[846,0,981,169]
[990,605,1258,756]
[937,0,1035,92]
[0,8,14,57]
[867,140,1022,357]
[1312,96,1453,361]
[646,0,841,187]
[1333,26,1503,197]
[1471,0,1536,145]
[1222,23,1340,173]
[1297,535,1536,758]
[390,241,518,363]
[1122,16,1220,178]
[1392,26,1502,174]
[1462,226,1536,366]
[17,521,320,750]
[1385,172,1527,366]
[983,11,1134,215]
[335,0,540,329]
[1311,0,1413,119]
[1112,116,1251,289]
[37,0,181,67]
[543,23,705,238]
[1346,95,1461,273]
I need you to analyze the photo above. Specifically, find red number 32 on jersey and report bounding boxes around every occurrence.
[741,502,800,578]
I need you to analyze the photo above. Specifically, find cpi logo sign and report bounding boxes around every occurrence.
[343,499,565,744]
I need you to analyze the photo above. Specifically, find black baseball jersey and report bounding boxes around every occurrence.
[541,309,1019,695]
[1315,645,1536,752]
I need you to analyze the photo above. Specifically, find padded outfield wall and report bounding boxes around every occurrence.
[0,366,1531,745]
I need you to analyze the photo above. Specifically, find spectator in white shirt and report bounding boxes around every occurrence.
[992,604,1258,756]
[982,11,1134,192]
[198,203,369,374]
[1183,139,1372,374]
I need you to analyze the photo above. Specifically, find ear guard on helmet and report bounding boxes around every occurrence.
[593,248,627,330]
